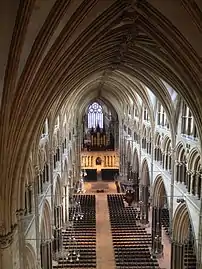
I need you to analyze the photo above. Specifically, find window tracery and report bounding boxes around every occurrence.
[87,102,103,128]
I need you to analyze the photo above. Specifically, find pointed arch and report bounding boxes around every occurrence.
[187,148,201,171]
[172,201,198,269]
[40,199,52,241]
[132,149,139,173]
[54,176,62,206]
[126,140,132,164]
[25,243,37,269]
[141,159,150,186]
[152,175,168,208]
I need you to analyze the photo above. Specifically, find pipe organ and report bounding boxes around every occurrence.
[83,124,114,151]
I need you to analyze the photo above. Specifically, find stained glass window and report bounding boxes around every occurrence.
[88,102,103,128]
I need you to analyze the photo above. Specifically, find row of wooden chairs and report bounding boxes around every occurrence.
[107,194,160,269]
[53,195,96,269]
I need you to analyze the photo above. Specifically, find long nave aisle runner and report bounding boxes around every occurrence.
[96,193,116,269]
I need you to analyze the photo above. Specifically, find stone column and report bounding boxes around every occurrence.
[63,185,69,225]
[191,172,196,195]
[0,226,18,269]
[132,172,139,203]
[197,172,202,269]
[175,161,179,182]
[119,122,124,174]
[170,147,176,239]
[186,170,191,193]
[34,166,41,268]
[16,209,26,269]
[151,206,163,256]
[41,239,52,269]
[140,185,149,225]
[171,241,185,269]
[27,183,33,214]
[196,172,200,199]
[114,120,119,150]
[162,152,165,169]
[144,185,149,224]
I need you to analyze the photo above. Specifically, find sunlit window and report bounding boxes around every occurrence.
[88,102,103,128]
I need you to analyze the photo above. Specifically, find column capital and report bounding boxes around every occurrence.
[186,170,192,175]
[34,165,41,176]
[16,209,26,219]
[27,183,33,190]
[0,224,17,249]
[49,148,55,156]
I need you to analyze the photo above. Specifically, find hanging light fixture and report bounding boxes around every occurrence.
[59,195,84,266]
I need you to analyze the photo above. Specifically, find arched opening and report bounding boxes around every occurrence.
[176,142,187,184]
[152,176,170,257]
[162,136,172,172]
[126,141,132,180]
[154,132,162,163]
[63,159,70,223]
[132,150,140,203]
[140,159,150,224]
[171,203,197,269]
[187,149,201,199]
[24,244,37,269]
[40,199,52,269]
[53,177,63,255]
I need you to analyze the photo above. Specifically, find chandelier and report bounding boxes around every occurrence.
[59,195,84,264]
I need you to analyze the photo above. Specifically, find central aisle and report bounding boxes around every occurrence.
[96,193,116,269]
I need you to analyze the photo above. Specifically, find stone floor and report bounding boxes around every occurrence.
[84,181,171,269]
[96,193,116,269]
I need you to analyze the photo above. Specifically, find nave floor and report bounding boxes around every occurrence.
[85,181,171,269]
[96,193,116,269]
[84,181,117,193]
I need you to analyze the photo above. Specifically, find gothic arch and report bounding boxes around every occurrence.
[175,142,187,184]
[44,141,49,163]
[154,132,161,147]
[54,177,62,206]
[40,199,52,241]
[132,149,139,173]
[187,148,201,197]
[126,140,132,164]
[63,158,69,185]
[172,202,196,244]
[131,149,140,202]
[161,135,171,153]
[176,142,186,162]
[162,136,172,171]
[154,132,162,162]
[24,243,37,269]
[40,199,52,269]
[152,175,167,208]
[141,159,150,186]
[187,148,201,171]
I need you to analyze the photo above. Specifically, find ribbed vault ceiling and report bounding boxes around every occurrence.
[0,0,202,234]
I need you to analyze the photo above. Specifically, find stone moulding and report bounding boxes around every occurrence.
[0,224,17,249]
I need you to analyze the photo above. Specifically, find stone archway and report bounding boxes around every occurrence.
[152,175,168,256]
[53,178,63,254]
[132,149,140,202]
[24,244,37,269]
[140,159,150,224]
[40,199,52,269]
[171,203,197,269]
[63,159,70,223]
[126,140,132,180]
